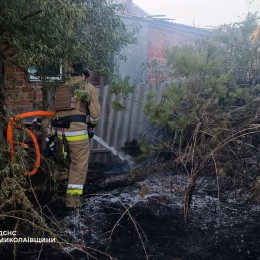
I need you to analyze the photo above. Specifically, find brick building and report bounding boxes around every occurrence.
[117,0,209,85]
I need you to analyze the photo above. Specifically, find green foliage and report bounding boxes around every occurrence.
[145,13,260,132]
[0,0,135,116]
[166,46,208,78]
[0,0,133,74]
[139,141,156,157]
[143,13,260,173]
[110,76,135,110]
[73,89,90,101]
[142,14,260,222]
[110,76,135,97]
[111,101,128,111]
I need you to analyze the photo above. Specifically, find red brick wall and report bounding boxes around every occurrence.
[5,64,101,114]
[146,23,205,84]
[5,65,42,114]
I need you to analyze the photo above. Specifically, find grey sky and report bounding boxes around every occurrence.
[132,0,260,28]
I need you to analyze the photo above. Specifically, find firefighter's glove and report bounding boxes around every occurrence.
[88,128,95,139]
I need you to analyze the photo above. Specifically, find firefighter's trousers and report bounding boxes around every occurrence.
[57,129,90,208]
[66,138,90,207]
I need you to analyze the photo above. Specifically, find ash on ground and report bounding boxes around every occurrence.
[52,173,260,260]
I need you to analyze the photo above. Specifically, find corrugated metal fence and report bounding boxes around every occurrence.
[90,83,165,163]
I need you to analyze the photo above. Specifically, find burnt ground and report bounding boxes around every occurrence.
[1,172,260,260]
[58,173,260,260]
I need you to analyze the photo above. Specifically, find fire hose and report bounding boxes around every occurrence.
[7,110,55,176]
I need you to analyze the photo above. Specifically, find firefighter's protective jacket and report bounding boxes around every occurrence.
[55,76,101,130]
[54,75,101,207]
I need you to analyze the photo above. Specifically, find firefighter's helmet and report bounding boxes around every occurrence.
[72,63,86,76]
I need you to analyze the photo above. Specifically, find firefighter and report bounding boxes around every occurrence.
[53,64,101,208]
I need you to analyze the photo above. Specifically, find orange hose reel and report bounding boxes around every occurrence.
[7,110,55,176]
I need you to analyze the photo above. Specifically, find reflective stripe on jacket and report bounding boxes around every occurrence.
[57,130,88,142]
